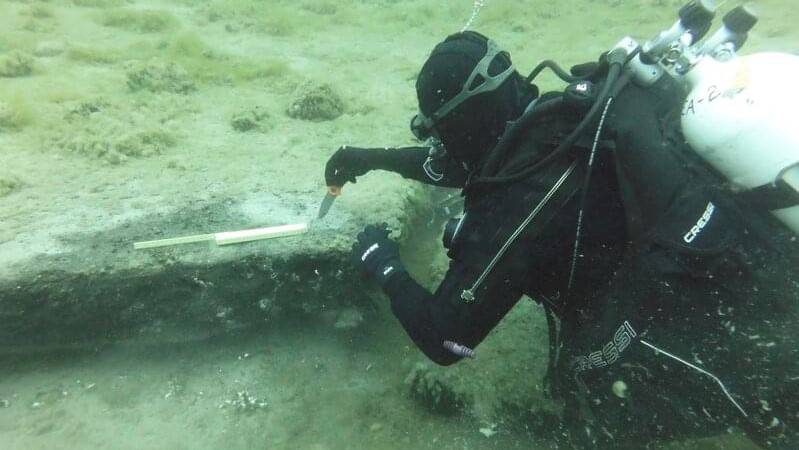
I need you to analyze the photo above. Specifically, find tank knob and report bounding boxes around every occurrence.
[679,0,717,41]
[723,5,758,34]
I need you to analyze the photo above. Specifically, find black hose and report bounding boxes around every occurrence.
[469,50,630,189]
[480,95,566,178]
[526,60,581,84]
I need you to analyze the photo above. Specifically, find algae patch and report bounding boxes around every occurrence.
[163,33,291,84]
[72,0,127,8]
[66,45,122,65]
[22,4,55,19]
[120,36,288,89]
[97,8,179,33]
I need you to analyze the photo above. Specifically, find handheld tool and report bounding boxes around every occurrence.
[317,186,341,219]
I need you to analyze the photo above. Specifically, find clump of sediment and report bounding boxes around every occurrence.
[126,60,196,94]
[0,174,22,197]
[0,51,34,78]
[0,99,32,131]
[404,362,470,415]
[51,99,180,164]
[231,107,272,133]
[285,82,344,121]
[33,40,65,58]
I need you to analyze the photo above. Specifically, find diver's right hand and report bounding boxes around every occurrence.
[324,146,375,187]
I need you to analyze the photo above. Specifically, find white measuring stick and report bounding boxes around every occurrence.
[133,234,214,249]
[214,223,307,246]
[133,223,307,249]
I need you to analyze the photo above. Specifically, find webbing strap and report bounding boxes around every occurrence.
[737,178,799,211]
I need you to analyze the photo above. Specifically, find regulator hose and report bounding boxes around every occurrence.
[468,48,631,190]
[479,95,566,178]
[526,60,581,84]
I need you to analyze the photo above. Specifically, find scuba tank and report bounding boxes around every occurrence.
[680,52,799,234]
[619,1,799,234]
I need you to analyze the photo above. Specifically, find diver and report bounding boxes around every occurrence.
[324,31,799,449]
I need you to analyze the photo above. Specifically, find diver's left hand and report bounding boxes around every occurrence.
[351,223,404,286]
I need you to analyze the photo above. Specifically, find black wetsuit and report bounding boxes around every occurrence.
[364,81,799,449]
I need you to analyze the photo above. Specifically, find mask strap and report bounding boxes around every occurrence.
[419,39,515,130]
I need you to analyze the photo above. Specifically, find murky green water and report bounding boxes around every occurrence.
[1,0,796,448]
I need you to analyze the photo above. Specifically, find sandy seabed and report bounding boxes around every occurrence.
[0,0,796,448]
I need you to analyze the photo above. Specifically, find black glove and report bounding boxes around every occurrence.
[324,146,378,187]
[351,223,405,286]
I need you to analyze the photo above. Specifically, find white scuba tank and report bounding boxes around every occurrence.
[680,52,799,234]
